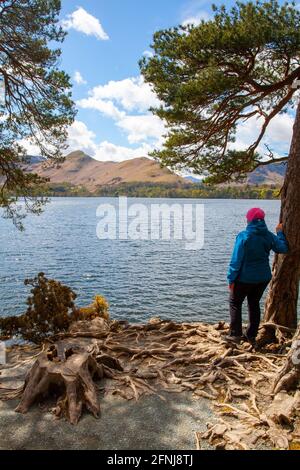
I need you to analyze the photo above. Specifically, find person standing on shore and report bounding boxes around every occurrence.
[226,208,289,344]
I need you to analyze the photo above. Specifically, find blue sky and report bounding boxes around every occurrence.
[30,0,295,163]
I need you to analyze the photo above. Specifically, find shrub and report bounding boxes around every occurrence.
[0,274,110,344]
[74,295,110,321]
[0,272,77,343]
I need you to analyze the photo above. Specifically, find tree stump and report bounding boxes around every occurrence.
[15,344,122,424]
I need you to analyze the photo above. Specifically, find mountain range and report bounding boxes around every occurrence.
[246,162,287,185]
[27,151,188,190]
[26,151,286,190]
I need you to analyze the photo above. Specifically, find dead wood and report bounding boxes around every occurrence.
[1,316,299,449]
[272,326,300,394]
[15,344,122,424]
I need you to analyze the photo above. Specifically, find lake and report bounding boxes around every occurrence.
[0,197,287,323]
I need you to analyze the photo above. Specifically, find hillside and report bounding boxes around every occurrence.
[28,151,188,191]
[247,162,286,185]
[183,163,286,186]
[26,151,286,193]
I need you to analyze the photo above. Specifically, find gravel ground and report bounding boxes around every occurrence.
[0,390,216,450]
[0,340,219,450]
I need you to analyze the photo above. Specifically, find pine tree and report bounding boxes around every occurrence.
[0,0,75,228]
[141,0,300,328]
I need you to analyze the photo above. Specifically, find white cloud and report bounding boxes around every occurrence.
[231,112,294,156]
[62,7,109,41]
[93,141,153,162]
[267,113,294,144]
[21,121,150,163]
[20,73,165,163]
[19,138,41,156]
[76,76,164,147]
[81,76,160,114]
[67,120,97,156]
[73,71,87,85]
[142,50,154,58]
[65,120,156,162]
[21,110,293,165]
[180,0,212,26]
[78,97,125,120]
[117,115,166,144]
[182,10,211,26]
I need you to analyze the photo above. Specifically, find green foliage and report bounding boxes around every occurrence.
[0,273,77,343]
[0,274,111,343]
[140,0,298,183]
[32,180,281,199]
[0,0,76,228]
[42,182,93,197]
[93,181,280,199]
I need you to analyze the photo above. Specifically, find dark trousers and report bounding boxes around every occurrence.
[229,281,269,339]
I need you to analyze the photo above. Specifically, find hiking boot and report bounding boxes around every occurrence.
[242,329,257,346]
[244,335,257,346]
[223,335,243,344]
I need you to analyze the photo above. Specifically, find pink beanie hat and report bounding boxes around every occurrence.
[246,207,265,222]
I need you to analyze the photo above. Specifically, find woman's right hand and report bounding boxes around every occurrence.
[276,223,283,233]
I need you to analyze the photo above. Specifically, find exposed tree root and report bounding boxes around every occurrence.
[256,322,296,350]
[14,344,123,424]
[1,317,299,448]
[272,325,300,394]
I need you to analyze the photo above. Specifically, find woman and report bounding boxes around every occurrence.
[226,207,288,344]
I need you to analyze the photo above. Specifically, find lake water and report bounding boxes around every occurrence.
[0,197,286,323]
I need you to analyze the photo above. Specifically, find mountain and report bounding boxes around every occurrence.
[27,151,286,190]
[247,162,287,185]
[184,176,203,183]
[25,155,46,165]
[28,151,189,191]
[185,163,286,186]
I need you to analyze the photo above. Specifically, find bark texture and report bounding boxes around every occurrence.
[264,101,300,328]
[15,344,122,424]
[273,325,300,394]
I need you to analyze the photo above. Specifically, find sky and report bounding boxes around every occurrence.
[25,0,297,164]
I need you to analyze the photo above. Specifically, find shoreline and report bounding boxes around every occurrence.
[27,193,281,200]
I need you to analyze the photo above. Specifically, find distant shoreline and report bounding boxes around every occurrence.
[38,194,280,200]
[35,182,281,200]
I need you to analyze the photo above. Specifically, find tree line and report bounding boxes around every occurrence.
[41,181,281,199]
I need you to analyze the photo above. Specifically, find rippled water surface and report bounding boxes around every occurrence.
[0,198,283,323]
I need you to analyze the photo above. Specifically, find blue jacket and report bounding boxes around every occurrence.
[227,219,289,284]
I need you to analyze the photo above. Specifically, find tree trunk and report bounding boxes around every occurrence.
[273,324,300,394]
[264,101,300,328]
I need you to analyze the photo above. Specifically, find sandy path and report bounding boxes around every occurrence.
[0,390,215,450]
